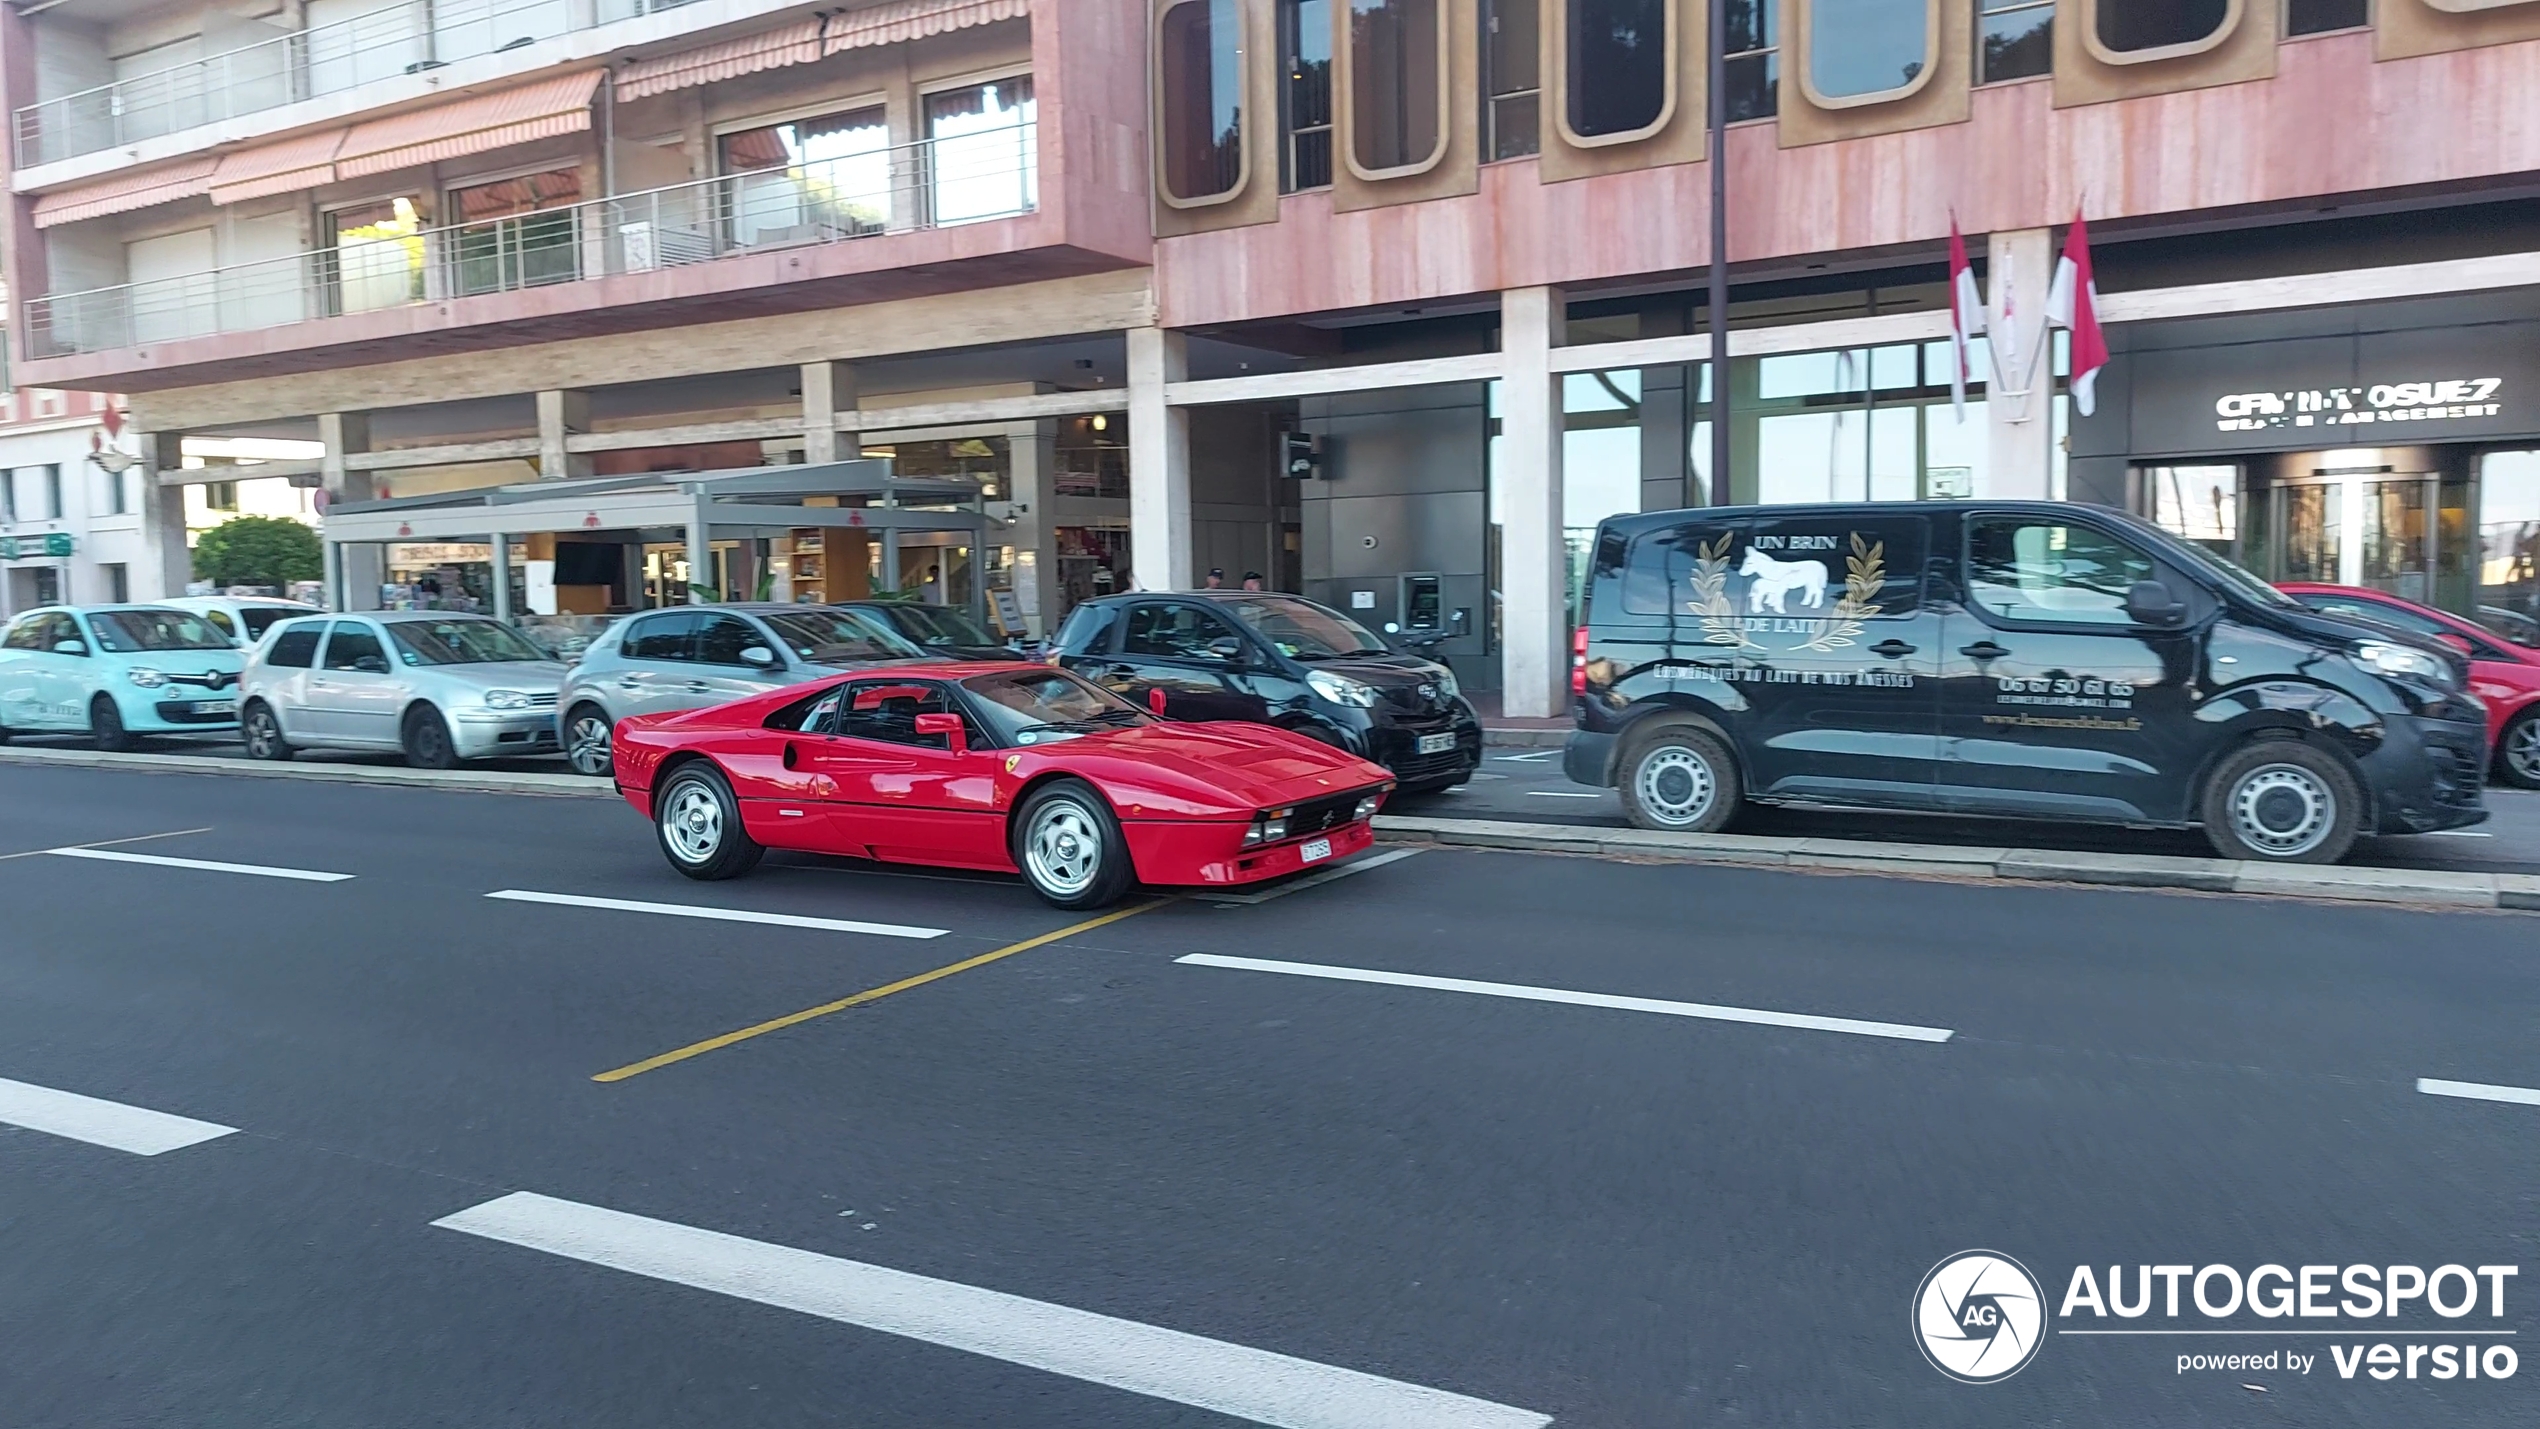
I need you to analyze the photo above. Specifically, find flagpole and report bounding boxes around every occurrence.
[1706,0,1731,507]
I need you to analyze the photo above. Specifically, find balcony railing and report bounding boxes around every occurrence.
[13,0,703,168]
[22,125,1037,360]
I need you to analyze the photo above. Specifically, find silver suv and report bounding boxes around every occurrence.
[557,603,923,776]
[239,612,568,768]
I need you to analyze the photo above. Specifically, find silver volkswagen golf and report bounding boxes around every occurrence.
[556,603,925,776]
[239,612,568,767]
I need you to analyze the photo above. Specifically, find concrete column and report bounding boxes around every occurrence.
[319,412,383,608]
[489,533,512,623]
[537,390,593,480]
[136,432,189,602]
[1006,417,1062,638]
[1127,326,1192,593]
[1986,228,2055,501]
[1498,286,1567,719]
[801,361,860,465]
[685,497,712,604]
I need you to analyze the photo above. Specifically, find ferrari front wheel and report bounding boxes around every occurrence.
[1015,780,1134,909]
[655,763,764,881]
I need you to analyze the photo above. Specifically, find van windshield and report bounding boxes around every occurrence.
[2164,539,2297,610]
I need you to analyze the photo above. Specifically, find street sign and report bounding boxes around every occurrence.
[0,533,73,559]
[1282,430,1323,480]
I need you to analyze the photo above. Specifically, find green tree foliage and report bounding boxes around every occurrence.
[192,516,322,590]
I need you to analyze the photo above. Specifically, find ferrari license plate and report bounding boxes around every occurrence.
[1415,732,1457,755]
[1299,837,1334,863]
[192,699,237,715]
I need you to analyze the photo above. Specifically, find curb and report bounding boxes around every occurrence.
[0,744,611,798]
[1371,814,2540,913]
[1481,727,1568,749]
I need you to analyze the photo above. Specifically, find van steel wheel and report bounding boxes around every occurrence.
[1618,723,1742,833]
[90,696,138,753]
[401,706,459,769]
[2200,741,2360,864]
[564,706,613,777]
[241,702,293,761]
[654,764,763,880]
[1014,781,1133,909]
[2498,710,2540,790]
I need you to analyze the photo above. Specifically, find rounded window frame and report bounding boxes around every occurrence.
[2080,0,2244,67]
[1152,0,1253,211]
[1548,0,1681,150]
[2422,0,2539,11]
[1335,0,1452,183]
[1795,0,1940,111]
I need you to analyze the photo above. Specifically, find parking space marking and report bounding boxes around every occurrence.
[1492,750,1559,763]
[1177,954,1957,1043]
[1201,849,1423,906]
[46,847,353,882]
[434,1191,1551,1429]
[487,890,946,940]
[0,1076,237,1155]
[593,900,1169,1082]
[1523,790,1603,799]
[2418,1077,2540,1108]
[0,827,213,863]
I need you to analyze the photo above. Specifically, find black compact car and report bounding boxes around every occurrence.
[1564,500,2489,865]
[833,600,1021,661]
[1050,591,1483,791]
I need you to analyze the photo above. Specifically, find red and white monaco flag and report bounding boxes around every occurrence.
[1947,218,1985,422]
[2046,209,2110,417]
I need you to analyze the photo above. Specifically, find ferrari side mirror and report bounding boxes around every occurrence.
[913,711,967,753]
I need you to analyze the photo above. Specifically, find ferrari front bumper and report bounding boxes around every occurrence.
[1123,818,1376,888]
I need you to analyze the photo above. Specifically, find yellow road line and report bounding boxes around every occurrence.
[0,827,214,863]
[593,898,1171,1083]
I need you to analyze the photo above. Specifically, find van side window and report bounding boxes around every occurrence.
[1622,517,1924,619]
[1966,520,2157,626]
[1621,521,1746,616]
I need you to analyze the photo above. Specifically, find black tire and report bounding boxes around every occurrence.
[654,762,764,880]
[240,701,293,761]
[0,725,12,745]
[2200,739,2362,864]
[1012,779,1135,909]
[564,704,614,778]
[90,696,139,753]
[400,704,459,769]
[2495,709,2540,791]
[1617,720,1742,833]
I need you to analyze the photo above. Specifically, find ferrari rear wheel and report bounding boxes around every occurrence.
[1015,780,1133,909]
[655,763,764,881]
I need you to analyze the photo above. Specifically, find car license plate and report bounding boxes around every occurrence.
[192,699,237,715]
[1415,732,1457,755]
[1300,837,1333,863]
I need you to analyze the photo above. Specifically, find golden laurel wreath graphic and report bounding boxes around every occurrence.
[1691,533,1764,652]
[1798,532,1886,652]
[1686,531,1885,654]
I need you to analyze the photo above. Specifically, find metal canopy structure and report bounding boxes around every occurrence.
[319,459,990,619]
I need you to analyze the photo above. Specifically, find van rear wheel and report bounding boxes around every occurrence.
[1618,722,1742,833]
[2200,740,2360,864]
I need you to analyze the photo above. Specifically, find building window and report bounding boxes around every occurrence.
[2091,0,2233,59]
[42,464,63,519]
[2477,451,2540,644]
[722,108,893,246]
[1,467,14,522]
[1159,0,1247,205]
[1977,0,2054,82]
[925,78,1037,225]
[206,481,239,512]
[103,563,129,603]
[1723,0,1779,122]
[2285,0,2367,35]
[103,462,128,516]
[1483,0,1540,158]
[323,198,425,317]
[1565,0,1671,141]
[1807,0,1932,103]
[1346,0,1448,176]
[1280,0,1336,189]
[447,170,582,297]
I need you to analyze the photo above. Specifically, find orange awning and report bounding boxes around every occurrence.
[209,128,348,205]
[336,69,602,180]
[615,18,824,102]
[824,0,1027,54]
[31,157,216,228]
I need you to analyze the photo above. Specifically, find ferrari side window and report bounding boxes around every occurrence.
[836,680,969,749]
[764,684,845,732]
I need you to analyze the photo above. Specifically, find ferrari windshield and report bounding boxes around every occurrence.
[962,669,1150,745]
[386,618,550,665]
[1224,595,1388,659]
[87,609,234,652]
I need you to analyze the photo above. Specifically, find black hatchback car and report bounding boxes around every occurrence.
[1050,591,1483,791]
[1564,500,2488,865]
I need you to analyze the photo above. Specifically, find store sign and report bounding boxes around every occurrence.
[2212,379,2504,433]
[0,533,73,559]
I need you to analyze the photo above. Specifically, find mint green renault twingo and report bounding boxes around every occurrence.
[0,605,244,750]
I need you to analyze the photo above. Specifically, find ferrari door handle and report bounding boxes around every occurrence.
[1959,641,2010,661]
[1869,639,1917,658]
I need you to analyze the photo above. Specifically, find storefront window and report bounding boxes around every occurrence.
[2478,451,2540,643]
[323,197,424,316]
[1486,369,1645,622]
[1348,0,1446,174]
[1977,0,2053,83]
[1808,0,1929,102]
[1723,0,1779,121]
[926,78,1037,224]
[2092,0,2231,56]
[1280,0,1336,190]
[2286,0,2368,35]
[1738,343,1990,504]
[722,107,893,244]
[1484,0,1540,159]
[1567,0,1671,139]
[1159,0,1246,204]
[447,169,581,297]
[2146,465,2240,560]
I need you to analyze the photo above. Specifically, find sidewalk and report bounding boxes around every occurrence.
[1465,692,1571,748]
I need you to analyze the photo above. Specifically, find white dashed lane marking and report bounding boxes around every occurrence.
[44,847,354,882]
[485,889,947,939]
[0,1076,237,1155]
[2419,1077,2540,1108]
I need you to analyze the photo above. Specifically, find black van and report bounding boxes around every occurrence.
[1051,591,1483,791]
[1564,501,2489,864]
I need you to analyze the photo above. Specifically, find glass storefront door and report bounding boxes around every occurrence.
[2266,473,2438,601]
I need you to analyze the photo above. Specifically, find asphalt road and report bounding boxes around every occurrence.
[1,762,2533,1427]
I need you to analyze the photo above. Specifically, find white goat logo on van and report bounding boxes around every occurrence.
[1739,547,1829,615]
